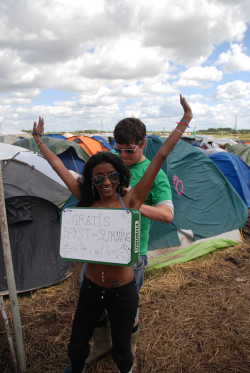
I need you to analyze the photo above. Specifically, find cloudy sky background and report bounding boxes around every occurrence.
[1,0,250,135]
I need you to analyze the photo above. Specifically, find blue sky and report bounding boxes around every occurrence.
[0,0,250,135]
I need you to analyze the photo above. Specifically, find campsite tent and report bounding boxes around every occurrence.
[210,138,239,146]
[194,135,238,147]
[44,133,66,139]
[91,135,112,151]
[14,136,89,175]
[0,143,30,159]
[178,135,196,145]
[209,152,250,208]
[0,135,23,145]
[0,144,73,295]
[67,135,109,155]
[144,137,248,251]
[225,143,250,166]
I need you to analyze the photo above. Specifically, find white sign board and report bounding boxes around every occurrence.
[60,208,140,266]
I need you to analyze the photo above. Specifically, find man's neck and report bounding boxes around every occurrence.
[131,154,145,165]
[137,154,145,163]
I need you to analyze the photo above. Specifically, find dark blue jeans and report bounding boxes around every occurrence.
[68,276,138,373]
[79,256,148,322]
[131,255,148,296]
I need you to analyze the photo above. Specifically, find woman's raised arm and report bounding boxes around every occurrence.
[33,117,82,199]
[126,95,193,209]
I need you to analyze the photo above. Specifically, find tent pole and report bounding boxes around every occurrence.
[0,295,18,372]
[0,166,27,372]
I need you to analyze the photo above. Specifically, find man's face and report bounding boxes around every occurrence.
[114,140,146,166]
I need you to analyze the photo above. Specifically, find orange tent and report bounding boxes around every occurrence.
[66,136,108,156]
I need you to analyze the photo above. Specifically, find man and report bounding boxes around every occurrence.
[86,117,174,366]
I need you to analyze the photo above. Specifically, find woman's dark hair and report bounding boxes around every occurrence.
[78,151,130,207]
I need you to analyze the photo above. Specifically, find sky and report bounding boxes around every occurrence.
[0,0,250,135]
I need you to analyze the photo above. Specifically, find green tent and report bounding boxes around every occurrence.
[144,137,248,250]
[14,136,89,163]
[225,143,250,166]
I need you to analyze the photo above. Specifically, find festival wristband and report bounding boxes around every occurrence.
[176,120,190,128]
[174,128,184,135]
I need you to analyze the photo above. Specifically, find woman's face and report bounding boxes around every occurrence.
[91,162,119,198]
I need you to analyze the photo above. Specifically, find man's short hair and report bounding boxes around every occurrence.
[114,117,146,145]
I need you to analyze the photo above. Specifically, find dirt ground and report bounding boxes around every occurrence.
[0,241,249,373]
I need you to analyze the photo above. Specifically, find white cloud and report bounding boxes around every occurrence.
[40,29,58,41]
[216,43,250,72]
[179,67,223,81]
[138,0,248,64]
[2,89,40,104]
[175,79,202,88]
[0,0,248,88]
[175,66,223,87]
[0,50,44,92]
[187,97,247,130]
[0,0,250,131]
[215,80,250,100]
[78,38,166,80]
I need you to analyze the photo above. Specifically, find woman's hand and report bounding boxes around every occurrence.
[180,94,193,123]
[33,116,44,143]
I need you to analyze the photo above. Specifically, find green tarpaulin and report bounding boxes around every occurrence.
[145,238,239,272]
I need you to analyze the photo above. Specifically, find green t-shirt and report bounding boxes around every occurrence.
[129,158,172,255]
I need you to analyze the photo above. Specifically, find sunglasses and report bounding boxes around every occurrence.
[113,143,140,154]
[92,172,120,185]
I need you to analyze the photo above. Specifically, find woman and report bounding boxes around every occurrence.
[32,95,192,373]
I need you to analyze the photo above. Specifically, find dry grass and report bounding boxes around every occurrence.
[0,242,249,373]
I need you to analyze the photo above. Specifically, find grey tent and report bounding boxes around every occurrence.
[0,144,73,294]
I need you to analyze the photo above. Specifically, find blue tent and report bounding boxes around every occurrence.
[209,152,250,208]
[110,139,115,147]
[44,133,66,139]
[91,135,112,151]
[57,147,85,175]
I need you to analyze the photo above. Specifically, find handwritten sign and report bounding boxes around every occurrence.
[60,208,140,266]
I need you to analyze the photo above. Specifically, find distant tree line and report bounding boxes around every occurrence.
[196,128,250,135]
[22,129,100,135]
[23,127,250,136]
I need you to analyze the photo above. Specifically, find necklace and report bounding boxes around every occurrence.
[101,269,105,283]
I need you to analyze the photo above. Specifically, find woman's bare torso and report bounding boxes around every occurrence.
[85,263,134,287]
[85,194,135,288]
